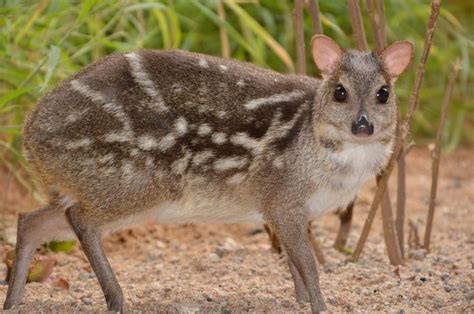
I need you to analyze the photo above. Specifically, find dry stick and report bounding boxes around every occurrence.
[216,0,230,58]
[376,0,387,48]
[306,0,323,35]
[348,0,368,51]
[376,171,404,265]
[396,145,406,258]
[294,0,306,75]
[424,58,461,251]
[352,0,441,261]
[408,219,421,249]
[366,0,384,52]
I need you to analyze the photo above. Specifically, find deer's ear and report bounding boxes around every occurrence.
[381,41,414,78]
[311,35,344,75]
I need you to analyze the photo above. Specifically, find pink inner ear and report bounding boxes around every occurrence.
[311,35,343,75]
[381,41,414,78]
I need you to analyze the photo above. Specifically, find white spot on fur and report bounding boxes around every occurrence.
[226,173,247,185]
[121,161,136,182]
[192,150,214,166]
[197,124,212,136]
[230,132,263,156]
[172,151,192,175]
[158,134,176,152]
[211,132,227,145]
[70,80,105,104]
[145,156,154,169]
[138,135,158,151]
[65,108,89,123]
[71,79,134,141]
[214,157,248,172]
[236,79,245,87]
[199,59,209,68]
[219,64,228,71]
[65,138,92,150]
[98,153,115,164]
[125,52,168,112]
[174,117,188,136]
[244,90,305,110]
[104,131,133,143]
[272,156,284,169]
[171,83,183,94]
[217,111,227,119]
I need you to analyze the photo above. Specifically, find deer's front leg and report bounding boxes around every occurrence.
[266,203,326,313]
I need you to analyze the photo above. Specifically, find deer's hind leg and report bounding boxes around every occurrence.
[3,201,73,310]
[65,205,123,312]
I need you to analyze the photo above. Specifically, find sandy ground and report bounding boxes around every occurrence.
[0,146,473,313]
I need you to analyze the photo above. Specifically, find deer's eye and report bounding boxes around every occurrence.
[334,84,347,102]
[377,86,389,104]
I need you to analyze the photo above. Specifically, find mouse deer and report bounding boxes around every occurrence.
[4,35,413,313]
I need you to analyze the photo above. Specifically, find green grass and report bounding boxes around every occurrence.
[0,0,472,191]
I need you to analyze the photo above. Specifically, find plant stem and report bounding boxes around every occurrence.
[216,1,230,58]
[294,0,306,75]
[423,57,461,251]
[348,0,368,51]
[306,0,323,35]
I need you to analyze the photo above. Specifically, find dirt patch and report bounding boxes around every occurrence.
[0,146,473,312]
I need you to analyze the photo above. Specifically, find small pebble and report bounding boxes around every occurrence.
[361,288,371,296]
[444,285,452,293]
[440,272,450,281]
[209,253,221,262]
[433,299,443,309]
[327,296,337,305]
[81,297,93,306]
[466,292,474,301]
[410,249,427,261]
[232,255,244,263]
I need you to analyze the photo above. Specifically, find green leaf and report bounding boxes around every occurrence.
[0,88,30,108]
[48,240,77,253]
[225,1,294,72]
[40,46,61,92]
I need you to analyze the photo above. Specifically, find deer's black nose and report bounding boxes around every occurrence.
[351,114,374,136]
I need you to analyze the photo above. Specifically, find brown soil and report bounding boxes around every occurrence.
[0,146,473,313]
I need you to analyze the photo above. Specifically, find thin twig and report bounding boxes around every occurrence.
[348,0,368,51]
[376,0,387,48]
[423,57,461,251]
[396,145,406,258]
[294,0,306,75]
[306,0,323,35]
[377,173,404,265]
[366,0,384,52]
[216,0,230,58]
[408,219,421,249]
[352,0,441,261]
